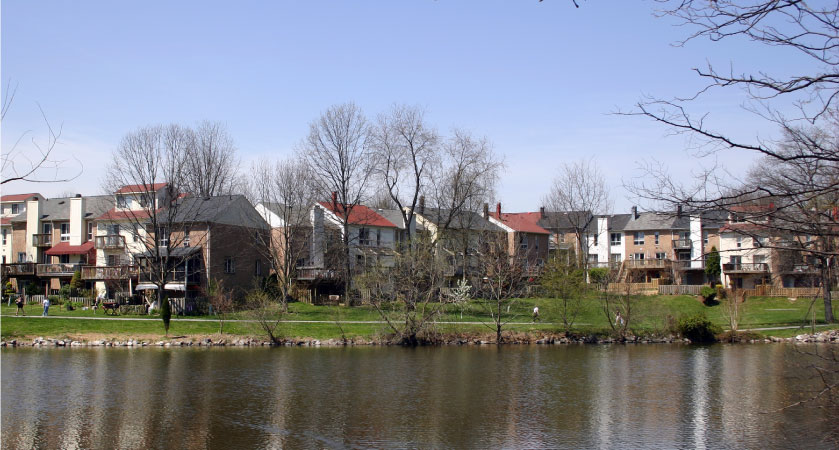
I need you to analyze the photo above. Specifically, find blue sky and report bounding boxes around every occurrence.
[1,1,809,213]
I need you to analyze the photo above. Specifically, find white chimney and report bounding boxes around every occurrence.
[70,195,85,245]
[311,206,324,268]
[25,198,42,262]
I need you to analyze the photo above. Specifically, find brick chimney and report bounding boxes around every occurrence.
[483,203,489,219]
[632,206,638,220]
[331,191,338,211]
[539,206,545,219]
[419,195,425,215]
[496,202,501,218]
[676,204,682,218]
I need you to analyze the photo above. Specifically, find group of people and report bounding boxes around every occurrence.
[13,292,50,317]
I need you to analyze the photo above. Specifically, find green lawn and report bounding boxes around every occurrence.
[2,294,836,341]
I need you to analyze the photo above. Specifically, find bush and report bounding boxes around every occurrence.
[677,314,720,343]
[48,295,61,305]
[588,267,609,285]
[700,286,717,305]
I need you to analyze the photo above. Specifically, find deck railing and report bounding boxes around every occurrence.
[723,263,768,273]
[94,235,126,250]
[671,239,692,249]
[2,263,36,276]
[80,265,138,280]
[32,233,52,247]
[625,259,671,269]
[36,263,81,276]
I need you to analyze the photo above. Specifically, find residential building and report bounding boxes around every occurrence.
[487,202,550,274]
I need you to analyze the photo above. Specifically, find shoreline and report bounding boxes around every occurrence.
[2,329,837,348]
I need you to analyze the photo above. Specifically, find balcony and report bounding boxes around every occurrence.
[36,263,81,276]
[625,259,671,269]
[780,263,819,274]
[32,233,52,247]
[138,268,201,284]
[723,263,768,273]
[81,265,138,280]
[673,260,705,271]
[296,267,339,281]
[2,263,36,276]
[95,235,126,250]
[672,239,692,250]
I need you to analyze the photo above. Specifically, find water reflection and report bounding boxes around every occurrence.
[1,345,833,449]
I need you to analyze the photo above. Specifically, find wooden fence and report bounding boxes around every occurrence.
[607,281,659,295]
[659,285,704,295]
[742,286,821,298]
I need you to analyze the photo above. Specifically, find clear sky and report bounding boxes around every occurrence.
[1,1,811,213]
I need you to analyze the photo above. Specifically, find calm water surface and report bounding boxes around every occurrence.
[1,344,834,449]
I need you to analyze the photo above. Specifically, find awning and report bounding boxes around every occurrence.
[45,241,95,256]
[135,283,158,290]
[164,283,186,291]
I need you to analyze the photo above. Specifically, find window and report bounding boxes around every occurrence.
[59,254,70,264]
[632,253,645,260]
[17,252,26,262]
[654,232,659,245]
[60,223,70,242]
[703,231,709,245]
[655,252,666,260]
[108,224,120,235]
[87,222,94,241]
[224,257,235,274]
[593,233,599,246]
[108,254,121,266]
[753,255,766,264]
[183,228,191,247]
[633,232,644,245]
[610,253,621,263]
[1,229,6,245]
[520,234,528,249]
[255,260,262,276]
[133,224,141,242]
[11,204,19,214]
[730,255,742,265]
[43,223,53,235]
[156,227,169,247]
[610,233,621,246]
[736,236,743,248]
[138,194,149,208]
[116,195,127,208]
[359,228,371,246]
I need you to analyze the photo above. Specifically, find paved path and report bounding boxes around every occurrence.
[0,315,563,326]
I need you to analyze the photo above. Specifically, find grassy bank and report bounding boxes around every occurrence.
[2,294,837,341]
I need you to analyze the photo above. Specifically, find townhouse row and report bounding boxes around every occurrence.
[1,186,821,302]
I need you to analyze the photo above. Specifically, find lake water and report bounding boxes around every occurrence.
[1,344,835,449]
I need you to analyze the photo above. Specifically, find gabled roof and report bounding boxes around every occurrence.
[11,195,113,223]
[115,183,167,194]
[537,211,593,231]
[174,195,268,228]
[1,193,41,202]
[318,202,397,228]
[375,208,411,230]
[259,202,311,226]
[490,211,550,234]
[622,212,690,232]
[414,207,503,232]
[97,208,154,221]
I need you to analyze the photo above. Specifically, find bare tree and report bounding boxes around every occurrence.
[247,156,316,312]
[103,124,210,334]
[300,102,374,304]
[541,254,586,334]
[542,158,610,268]
[206,278,234,335]
[183,121,241,197]
[1,83,82,185]
[360,236,447,345]
[430,129,502,233]
[476,233,528,344]
[370,104,439,242]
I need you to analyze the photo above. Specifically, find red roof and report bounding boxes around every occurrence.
[115,183,167,194]
[45,241,95,256]
[720,222,768,233]
[318,202,397,228]
[490,211,550,234]
[97,208,154,221]
[1,193,40,202]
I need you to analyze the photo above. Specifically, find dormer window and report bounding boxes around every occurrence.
[117,195,127,209]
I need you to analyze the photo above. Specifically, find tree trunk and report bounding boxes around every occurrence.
[343,222,353,306]
[822,260,834,323]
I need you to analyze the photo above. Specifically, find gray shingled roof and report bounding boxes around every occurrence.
[10,195,113,223]
[622,212,690,231]
[537,211,593,231]
[375,208,410,230]
[260,202,312,226]
[173,195,269,229]
[415,207,503,232]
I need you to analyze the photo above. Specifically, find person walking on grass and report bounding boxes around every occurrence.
[42,296,50,317]
[15,294,25,316]
[532,306,540,323]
